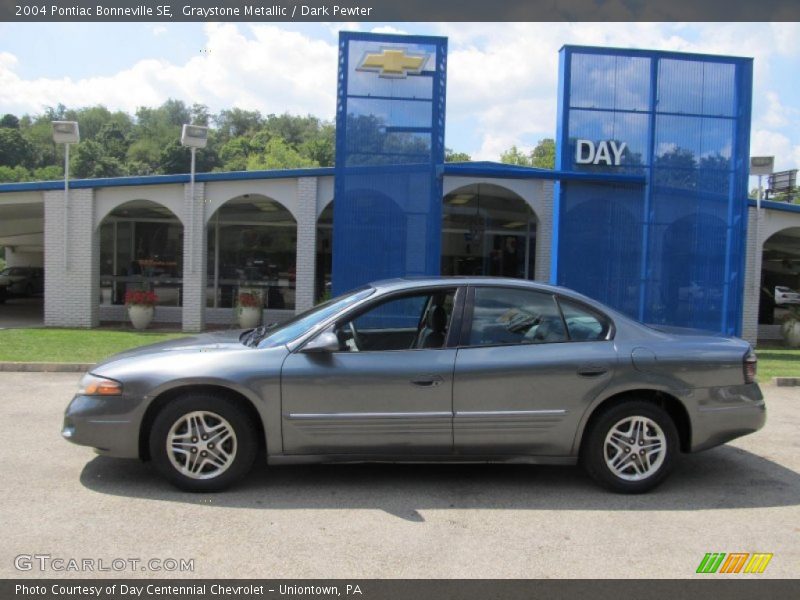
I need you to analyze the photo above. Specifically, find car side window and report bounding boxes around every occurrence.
[467,287,566,347]
[336,290,456,352]
[558,298,611,341]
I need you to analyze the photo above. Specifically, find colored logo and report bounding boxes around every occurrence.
[357,48,429,78]
[696,553,773,574]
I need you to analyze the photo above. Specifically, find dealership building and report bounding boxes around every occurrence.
[1,35,799,343]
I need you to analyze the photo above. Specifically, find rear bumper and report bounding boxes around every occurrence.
[62,394,141,458]
[689,383,766,452]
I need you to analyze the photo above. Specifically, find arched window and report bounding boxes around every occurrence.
[99,200,183,307]
[442,184,537,279]
[206,194,297,310]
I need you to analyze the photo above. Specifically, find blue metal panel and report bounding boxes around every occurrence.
[332,32,447,296]
[555,45,753,336]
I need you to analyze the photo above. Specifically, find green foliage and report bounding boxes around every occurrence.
[530,138,555,169]
[0,100,467,182]
[446,148,471,162]
[247,137,319,170]
[0,128,37,168]
[500,138,555,169]
[71,140,126,179]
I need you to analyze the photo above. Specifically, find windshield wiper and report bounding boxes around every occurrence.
[242,323,278,347]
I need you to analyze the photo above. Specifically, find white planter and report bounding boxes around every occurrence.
[238,306,261,329]
[783,320,800,348]
[127,305,154,330]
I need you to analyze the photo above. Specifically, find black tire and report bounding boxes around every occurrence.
[581,400,679,494]
[149,392,259,492]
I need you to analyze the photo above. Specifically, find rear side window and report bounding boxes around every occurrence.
[467,287,567,346]
[558,298,611,341]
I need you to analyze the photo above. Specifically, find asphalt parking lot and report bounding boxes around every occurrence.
[1,372,798,579]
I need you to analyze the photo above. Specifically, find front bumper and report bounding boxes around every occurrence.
[689,383,766,452]
[62,394,142,458]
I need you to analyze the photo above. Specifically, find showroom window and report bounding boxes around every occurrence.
[99,200,183,307]
[442,184,537,280]
[206,195,297,310]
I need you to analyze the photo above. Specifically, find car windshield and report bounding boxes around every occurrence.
[247,287,375,348]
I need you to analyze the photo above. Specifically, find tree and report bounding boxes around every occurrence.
[0,128,36,168]
[71,140,125,178]
[214,108,263,140]
[247,137,319,170]
[445,148,471,162]
[0,114,20,129]
[500,145,532,166]
[530,138,555,169]
[499,139,555,168]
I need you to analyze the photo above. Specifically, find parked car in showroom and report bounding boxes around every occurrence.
[0,266,44,302]
[774,285,800,305]
[62,277,764,494]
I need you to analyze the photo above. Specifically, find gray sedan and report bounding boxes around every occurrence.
[62,277,765,493]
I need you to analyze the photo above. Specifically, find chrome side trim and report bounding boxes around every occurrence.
[287,411,453,420]
[455,409,567,417]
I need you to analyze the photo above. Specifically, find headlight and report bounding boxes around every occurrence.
[78,373,123,396]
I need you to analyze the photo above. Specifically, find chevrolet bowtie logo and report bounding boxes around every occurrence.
[357,48,429,78]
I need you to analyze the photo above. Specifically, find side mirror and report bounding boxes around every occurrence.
[301,330,340,353]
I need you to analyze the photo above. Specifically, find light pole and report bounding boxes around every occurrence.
[52,121,80,270]
[180,124,209,274]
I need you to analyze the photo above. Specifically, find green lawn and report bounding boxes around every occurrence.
[0,329,187,363]
[756,347,800,381]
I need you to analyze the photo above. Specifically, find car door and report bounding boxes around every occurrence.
[453,286,617,456]
[280,287,462,455]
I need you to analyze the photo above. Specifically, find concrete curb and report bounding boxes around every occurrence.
[773,377,800,387]
[0,362,94,373]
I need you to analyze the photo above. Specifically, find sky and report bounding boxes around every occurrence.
[1,21,799,183]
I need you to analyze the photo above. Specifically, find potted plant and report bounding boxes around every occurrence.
[237,290,262,329]
[763,286,800,348]
[124,288,158,330]
[780,304,800,348]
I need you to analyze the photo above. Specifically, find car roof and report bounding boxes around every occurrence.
[368,276,580,297]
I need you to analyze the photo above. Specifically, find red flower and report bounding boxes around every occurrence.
[124,289,158,307]
[238,292,261,309]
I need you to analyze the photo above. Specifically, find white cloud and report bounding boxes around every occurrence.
[0,23,338,118]
[750,129,800,172]
[370,26,408,35]
[151,25,167,37]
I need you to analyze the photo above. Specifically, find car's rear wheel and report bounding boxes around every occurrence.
[149,393,258,492]
[581,400,679,494]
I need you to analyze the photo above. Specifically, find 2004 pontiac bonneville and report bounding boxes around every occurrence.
[62,277,765,493]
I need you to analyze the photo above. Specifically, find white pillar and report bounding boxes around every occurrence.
[741,206,762,345]
[181,181,206,333]
[294,177,318,312]
[44,188,99,328]
[535,180,554,283]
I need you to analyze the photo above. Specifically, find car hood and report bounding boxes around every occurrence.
[93,329,250,368]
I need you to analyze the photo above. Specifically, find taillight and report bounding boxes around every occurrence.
[744,350,757,384]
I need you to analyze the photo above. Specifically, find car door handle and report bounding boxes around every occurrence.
[577,365,608,377]
[410,375,444,387]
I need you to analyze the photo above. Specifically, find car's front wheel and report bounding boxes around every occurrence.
[581,400,679,494]
[149,393,258,492]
